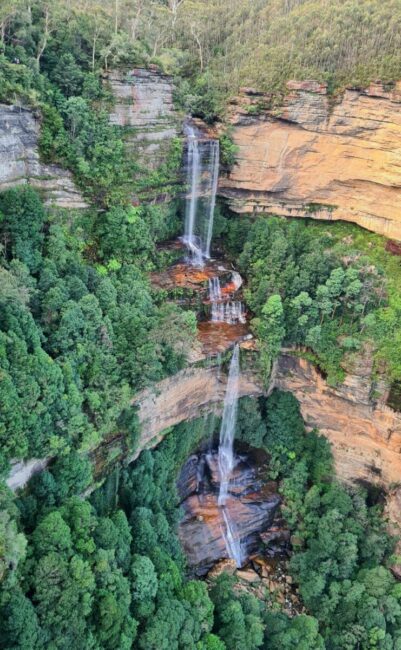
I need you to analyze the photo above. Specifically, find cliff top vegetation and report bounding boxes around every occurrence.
[2,0,401,120]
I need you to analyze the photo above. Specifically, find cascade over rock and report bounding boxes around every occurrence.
[178,451,281,575]
[178,347,283,574]
[8,348,401,544]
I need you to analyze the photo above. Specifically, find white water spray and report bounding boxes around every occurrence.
[217,344,243,565]
[221,507,243,568]
[184,128,203,265]
[209,276,222,302]
[218,345,239,506]
[211,301,246,325]
[183,126,219,265]
[208,275,246,324]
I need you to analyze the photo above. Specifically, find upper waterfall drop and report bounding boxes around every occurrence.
[183,125,220,265]
[205,139,219,259]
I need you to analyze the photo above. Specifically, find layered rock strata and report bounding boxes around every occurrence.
[274,351,401,491]
[130,363,263,460]
[106,67,179,173]
[178,450,282,574]
[0,104,86,208]
[219,80,401,240]
[10,348,401,513]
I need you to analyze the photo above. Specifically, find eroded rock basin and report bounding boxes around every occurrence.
[151,245,252,357]
[178,447,285,575]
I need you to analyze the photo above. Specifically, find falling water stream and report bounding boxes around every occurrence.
[180,127,247,567]
[217,344,243,566]
[208,276,246,324]
[183,126,220,265]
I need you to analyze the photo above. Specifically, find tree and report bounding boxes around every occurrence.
[0,186,45,272]
[92,550,137,650]
[210,575,264,650]
[255,294,285,381]
[130,554,158,618]
[0,588,41,650]
[33,552,95,648]
[32,511,72,557]
[50,52,83,96]
[264,613,324,650]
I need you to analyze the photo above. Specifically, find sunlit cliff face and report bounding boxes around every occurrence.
[219,81,401,241]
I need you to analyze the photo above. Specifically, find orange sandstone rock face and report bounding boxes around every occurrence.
[132,350,401,501]
[274,352,401,490]
[220,81,401,240]
[127,347,401,534]
[130,364,264,460]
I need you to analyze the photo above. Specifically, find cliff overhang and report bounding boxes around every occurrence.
[219,80,401,240]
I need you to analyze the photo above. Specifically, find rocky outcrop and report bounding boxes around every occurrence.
[7,361,263,492]
[6,458,50,491]
[0,104,87,208]
[10,349,401,506]
[132,345,401,501]
[106,67,180,173]
[8,343,401,550]
[274,351,401,491]
[178,450,282,575]
[220,80,401,240]
[130,363,263,460]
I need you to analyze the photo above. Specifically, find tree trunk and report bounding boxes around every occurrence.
[92,30,98,71]
[115,0,119,35]
[36,6,50,71]
[191,24,203,71]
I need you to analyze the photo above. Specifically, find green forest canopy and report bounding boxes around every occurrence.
[2,0,401,117]
[1,3,401,649]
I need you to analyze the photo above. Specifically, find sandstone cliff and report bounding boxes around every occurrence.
[220,80,401,240]
[8,348,401,542]
[105,67,180,176]
[130,363,264,460]
[0,104,87,208]
[133,349,401,504]
[274,351,401,491]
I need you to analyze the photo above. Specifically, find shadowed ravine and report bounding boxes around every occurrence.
[177,445,282,576]
[178,348,282,575]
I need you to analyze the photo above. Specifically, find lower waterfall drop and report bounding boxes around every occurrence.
[217,344,243,566]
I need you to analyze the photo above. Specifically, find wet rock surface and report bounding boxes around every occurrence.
[178,448,283,575]
[151,248,251,357]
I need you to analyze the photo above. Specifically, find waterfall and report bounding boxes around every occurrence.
[217,344,243,566]
[211,301,246,325]
[209,277,222,302]
[218,345,239,506]
[221,508,243,568]
[209,275,246,324]
[204,140,219,259]
[184,128,203,266]
[183,126,220,265]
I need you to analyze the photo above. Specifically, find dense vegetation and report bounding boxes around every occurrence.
[1,391,399,649]
[1,3,401,649]
[216,215,401,386]
[2,0,401,124]
[0,186,196,469]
